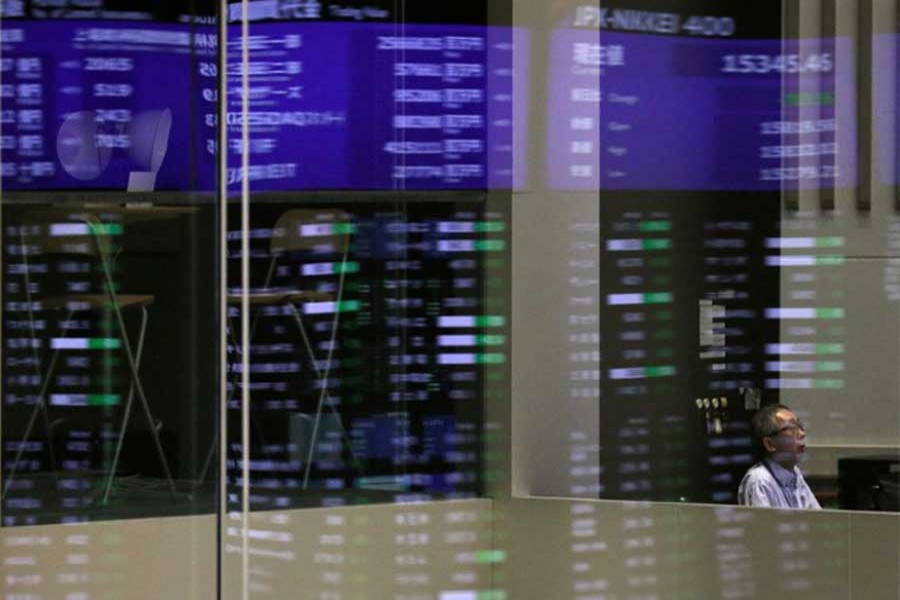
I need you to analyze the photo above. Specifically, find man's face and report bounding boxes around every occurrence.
[764,408,807,468]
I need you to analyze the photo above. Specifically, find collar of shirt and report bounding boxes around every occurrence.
[764,458,799,490]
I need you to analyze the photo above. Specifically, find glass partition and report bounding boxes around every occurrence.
[4,0,900,599]
[0,2,221,599]
[516,0,900,512]
[1,0,220,526]
[220,2,511,596]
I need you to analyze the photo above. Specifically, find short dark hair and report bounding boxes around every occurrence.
[751,403,791,458]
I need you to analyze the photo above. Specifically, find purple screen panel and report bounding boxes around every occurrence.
[0,21,529,192]
[874,34,899,186]
[1,21,211,191]
[547,30,857,191]
[227,23,529,191]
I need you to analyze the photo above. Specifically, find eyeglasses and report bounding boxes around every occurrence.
[770,420,806,437]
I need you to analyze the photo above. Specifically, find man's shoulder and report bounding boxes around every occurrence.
[738,461,776,506]
[738,462,776,491]
[741,461,768,481]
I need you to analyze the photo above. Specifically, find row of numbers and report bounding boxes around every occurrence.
[722,53,833,75]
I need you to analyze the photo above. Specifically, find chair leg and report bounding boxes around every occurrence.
[2,309,75,499]
[198,427,218,486]
[288,306,360,488]
[97,251,178,500]
[101,305,148,504]
[18,229,60,476]
[299,248,353,489]
[198,258,277,485]
[198,318,243,484]
[288,303,360,467]
[201,265,299,486]
[199,314,272,487]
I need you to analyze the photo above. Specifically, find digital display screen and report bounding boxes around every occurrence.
[0,21,212,191]
[0,19,528,192]
[1,200,507,524]
[874,34,899,185]
[547,22,857,190]
[0,204,221,526]
[224,23,528,191]
[593,193,781,503]
[222,202,507,507]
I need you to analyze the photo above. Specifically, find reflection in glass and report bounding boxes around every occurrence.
[222,16,527,191]
[1,4,219,526]
[518,0,900,513]
[1,205,219,526]
[1,18,215,191]
[223,202,507,509]
[3,0,900,599]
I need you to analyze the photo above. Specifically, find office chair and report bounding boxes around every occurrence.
[1,210,177,504]
[199,208,361,489]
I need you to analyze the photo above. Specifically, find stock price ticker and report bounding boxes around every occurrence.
[0,22,212,190]
[0,7,865,195]
[1,201,508,523]
[221,203,507,507]
[219,23,528,191]
[547,8,857,191]
[593,193,782,504]
[0,18,527,192]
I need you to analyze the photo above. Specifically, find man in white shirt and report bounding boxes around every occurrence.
[737,403,821,509]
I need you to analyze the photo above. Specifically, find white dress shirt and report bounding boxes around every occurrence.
[737,458,822,509]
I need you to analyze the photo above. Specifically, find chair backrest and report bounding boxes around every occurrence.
[20,209,118,258]
[270,209,352,256]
